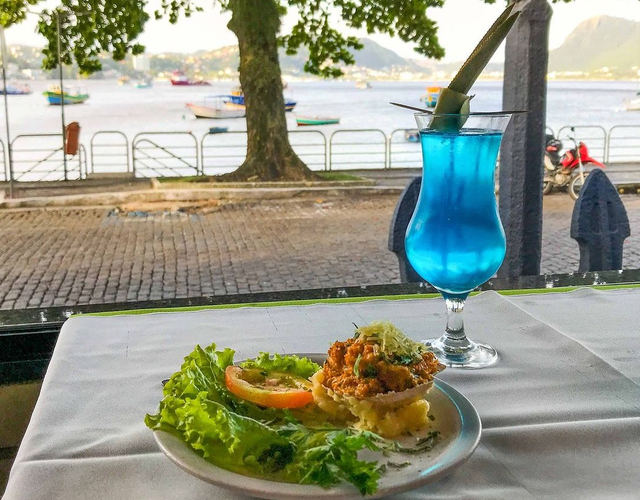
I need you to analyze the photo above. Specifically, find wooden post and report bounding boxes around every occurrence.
[498,0,552,277]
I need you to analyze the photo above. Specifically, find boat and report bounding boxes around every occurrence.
[625,98,640,111]
[0,83,32,95]
[625,87,640,110]
[296,116,340,126]
[170,70,210,86]
[209,126,229,134]
[355,80,371,89]
[117,76,130,86]
[43,85,89,105]
[420,86,442,108]
[228,86,297,111]
[404,129,420,143]
[134,79,153,89]
[186,96,245,119]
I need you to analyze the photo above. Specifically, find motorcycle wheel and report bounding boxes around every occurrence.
[543,181,553,195]
[569,172,589,200]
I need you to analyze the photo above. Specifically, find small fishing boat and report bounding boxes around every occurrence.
[228,86,296,112]
[625,87,640,111]
[355,80,371,89]
[186,96,245,119]
[0,83,32,95]
[170,70,210,86]
[43,85,89,105]
[625,98,640,111]
[209,126,229,134]
[404,129,420,143]
[296,116,340,126]
[134,79,153,89]
[420,86,442,108]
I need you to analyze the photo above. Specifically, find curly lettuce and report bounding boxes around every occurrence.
[145,343,384,495]
[240,352,320,378]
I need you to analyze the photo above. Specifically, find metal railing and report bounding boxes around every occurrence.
[201,130,328,173]
[10,134,83,181]
[2,125,640,181]
[201,131,248,174]
[289,130,327,171]
[606,126,640,164]
[389,129,421,169]
[90,131,130,174]
[329,129,387,170]
[132,132,199,177]
[557,125,607,162]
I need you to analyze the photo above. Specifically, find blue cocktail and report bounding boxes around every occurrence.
[405,113,512,368]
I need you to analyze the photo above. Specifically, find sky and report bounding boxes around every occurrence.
[4,0,640,63]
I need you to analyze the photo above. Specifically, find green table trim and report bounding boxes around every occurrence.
[79,283,640,318]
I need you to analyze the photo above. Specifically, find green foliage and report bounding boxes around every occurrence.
[0,0,40,28]
[30,1,148,75]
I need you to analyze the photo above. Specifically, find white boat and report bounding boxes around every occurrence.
[355,80,371,89]
[185,97,245,119]
[624,97,640,111]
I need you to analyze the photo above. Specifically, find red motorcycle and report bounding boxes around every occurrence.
[543,127,606,200]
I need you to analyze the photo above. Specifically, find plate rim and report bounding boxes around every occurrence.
[153,352,482,500]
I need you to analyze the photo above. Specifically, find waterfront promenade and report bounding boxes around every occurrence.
[1,194,639,310]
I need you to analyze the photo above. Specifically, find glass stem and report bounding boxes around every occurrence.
[442,297,474,353]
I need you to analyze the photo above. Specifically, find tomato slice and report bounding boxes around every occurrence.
[225,366,314,409]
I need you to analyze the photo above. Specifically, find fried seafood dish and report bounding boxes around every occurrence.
[312,321,445,438]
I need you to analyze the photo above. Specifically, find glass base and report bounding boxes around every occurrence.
[423,335,499,369]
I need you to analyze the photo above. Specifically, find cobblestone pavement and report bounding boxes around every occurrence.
[1,194,640,310]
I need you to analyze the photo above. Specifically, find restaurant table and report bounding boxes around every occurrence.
[4,287,640,500]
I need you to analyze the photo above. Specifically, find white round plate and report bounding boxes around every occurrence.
[154,353,481,499]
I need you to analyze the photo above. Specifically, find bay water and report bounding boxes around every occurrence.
[0,80,639,177]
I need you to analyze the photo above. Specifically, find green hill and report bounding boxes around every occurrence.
[198,38,418,74]
[347,39,419,70]
[549,16,640,74]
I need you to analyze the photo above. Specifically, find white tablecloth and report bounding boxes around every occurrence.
[5,288,640,500]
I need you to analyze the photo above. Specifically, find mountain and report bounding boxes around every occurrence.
[346,39,420,71]
[549,16,640,75]
[195,38,419,75]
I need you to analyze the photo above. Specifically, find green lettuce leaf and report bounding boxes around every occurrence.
[146,394,294,474]
[240,352,321,378]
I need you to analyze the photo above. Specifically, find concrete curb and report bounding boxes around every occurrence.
[0,186,404,209]
[157,180,376,189]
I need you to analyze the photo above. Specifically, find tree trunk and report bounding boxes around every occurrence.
[225,0,317,181]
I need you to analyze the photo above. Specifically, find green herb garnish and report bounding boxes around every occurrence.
[353,353,362,377]
[354,321,426,365]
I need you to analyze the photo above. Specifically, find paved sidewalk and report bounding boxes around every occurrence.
[0,194,639,310]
